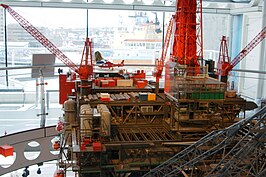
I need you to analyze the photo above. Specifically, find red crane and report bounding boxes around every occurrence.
[0,4,93,81]
[1,4,94,104]
[153,16,174,92]
[217,36,231,78]
[218,26,266,77]
[79,38,93,80]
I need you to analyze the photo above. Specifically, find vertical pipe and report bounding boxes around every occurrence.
[235,14,246,94]
[86,0,89,38]
[155,11,166,94]
[162,11,165,48]
[199,0,204,66]
[256,0,266,104]
[39,69,46,128]
[35,78,39,107]
[4,8,8,86]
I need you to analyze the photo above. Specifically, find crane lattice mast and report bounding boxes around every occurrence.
[1,4,79,74]
[224,26,266,76]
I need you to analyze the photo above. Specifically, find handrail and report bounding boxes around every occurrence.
[0,125,58,176]
[0,63,158,71]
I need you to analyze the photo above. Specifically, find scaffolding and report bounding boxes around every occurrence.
[143,106,266,177]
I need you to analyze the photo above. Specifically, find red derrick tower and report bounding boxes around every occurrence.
[171,0,203,71]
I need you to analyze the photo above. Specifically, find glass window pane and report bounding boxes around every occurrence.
[88,10,164,74]
[2,7,87,132]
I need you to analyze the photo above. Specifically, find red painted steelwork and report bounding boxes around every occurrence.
[171,0,202,68]
[0,4,79,73]
[225,26,266,76]
[217,36,231,77]
[217,26,265,77]
[78,38,94,80]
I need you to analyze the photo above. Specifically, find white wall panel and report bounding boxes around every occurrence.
[238,12,262,100]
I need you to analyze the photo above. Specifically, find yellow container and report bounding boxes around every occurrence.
[148,93,156,101]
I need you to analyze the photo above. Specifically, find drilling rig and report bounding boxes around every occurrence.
[1,4,182,177]
[163,0,249,136]
[2,1,263,177]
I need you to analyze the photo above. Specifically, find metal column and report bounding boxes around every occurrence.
[256,0,266,103]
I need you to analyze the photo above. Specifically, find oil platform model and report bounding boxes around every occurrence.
[1,1,265,176]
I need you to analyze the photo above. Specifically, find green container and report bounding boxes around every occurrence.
[219,93,224,99]
[215,92,220,99]
[200,93,205,100]
[205,93,210,99]
[210,92,215,99]
[192,93,199,99]
[192,93,196,99]
[197,93,200,99]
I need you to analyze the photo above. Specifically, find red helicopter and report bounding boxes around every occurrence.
[98,60,125,69]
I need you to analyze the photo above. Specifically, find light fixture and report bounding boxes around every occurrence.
[142,0,154,5]
[37,163,43,175]
[123,0,134,4]
[103,0,114,3]
[62,0,72,2]
[37,168,41,174]
[42,0,50,2]
[22,167,30,177]
[163,0,173,6]
[83,0,94,2]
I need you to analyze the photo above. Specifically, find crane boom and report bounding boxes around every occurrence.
[153,17,173,93]
[160,17,174,69]
[154,17,174,80]
[1,4,79,73]
[225,26,266,75]
[160,17,173,70]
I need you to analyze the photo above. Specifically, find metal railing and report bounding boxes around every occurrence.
[0,125,58,176]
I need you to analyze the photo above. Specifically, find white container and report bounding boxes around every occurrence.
[97,104,111,137]
[64,98,76,124]
[117,79,133,87]
[80,104,93,138]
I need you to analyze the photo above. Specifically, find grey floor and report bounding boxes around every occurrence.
[0,104,62,135]
[0,104,70,177]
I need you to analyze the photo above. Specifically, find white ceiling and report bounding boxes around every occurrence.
[0,0,262,12]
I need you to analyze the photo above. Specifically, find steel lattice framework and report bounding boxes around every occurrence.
[222,26,266,76]
[0,4,79,73]
[154,17,174,81]
[143,106,266,177]
[229,26,266,70]
[171,0,203,67]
